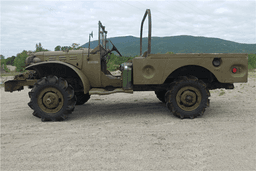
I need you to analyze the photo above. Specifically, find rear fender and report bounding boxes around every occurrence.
[26,61,91,94]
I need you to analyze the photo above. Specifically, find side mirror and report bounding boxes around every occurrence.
[88,31,93,60]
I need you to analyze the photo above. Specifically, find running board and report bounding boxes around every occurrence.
[89,88,133,95]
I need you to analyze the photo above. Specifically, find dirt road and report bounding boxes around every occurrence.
[1,73,255,170]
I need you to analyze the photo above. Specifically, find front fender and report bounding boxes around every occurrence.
[26,61,91,94]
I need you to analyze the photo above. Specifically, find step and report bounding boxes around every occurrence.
[89,88,133,95]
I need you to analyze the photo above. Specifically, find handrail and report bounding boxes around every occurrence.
[140,9,151,56]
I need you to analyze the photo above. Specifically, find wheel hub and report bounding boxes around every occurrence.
[176,86,202,111]
[43,92,59,109]
[180,90,197,106]
[37,87,64,114]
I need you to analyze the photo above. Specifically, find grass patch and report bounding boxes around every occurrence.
[1,71,22,77]
[219,91,225,96]
[248,68,255,72]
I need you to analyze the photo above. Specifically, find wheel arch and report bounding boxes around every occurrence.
[26,61,90,94]
[164,65,218,85]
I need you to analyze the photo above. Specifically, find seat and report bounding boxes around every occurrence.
[135,51,147,59]
[105,74,121,80]
[134,56,145,59]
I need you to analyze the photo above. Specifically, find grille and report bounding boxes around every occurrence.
[59,56,66,61]
[69,55,77,60]
[48,57,56,61]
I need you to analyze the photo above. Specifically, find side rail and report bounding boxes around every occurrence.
[140,9,152,56]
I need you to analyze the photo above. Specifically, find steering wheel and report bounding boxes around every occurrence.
[101,40,122,63]
[109,40,122,57]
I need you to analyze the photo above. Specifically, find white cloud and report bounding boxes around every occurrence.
[214,7,231,14]
[0,0,255,58]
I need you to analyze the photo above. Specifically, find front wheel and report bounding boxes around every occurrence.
[28,75,76,121]
[165,76,210,119]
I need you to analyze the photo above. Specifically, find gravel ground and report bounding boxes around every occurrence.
[1,72,255,170]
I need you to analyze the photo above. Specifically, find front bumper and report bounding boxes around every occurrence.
[5,79,38,92]
[4,71,38,92]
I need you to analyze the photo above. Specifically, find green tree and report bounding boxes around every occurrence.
[35,42,49,52]
[7,42,49,73]
[1,55,5,65]
[35,43,42,52]
[248,54,256,69]
[0,55,10,72]
[6,56,16,65]
[55,44,82,51]
[71,43,80,50]
[14,50,28,72]
[55,45,61,51]
[61,46,72,51]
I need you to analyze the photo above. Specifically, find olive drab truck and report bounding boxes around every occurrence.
[5,9,248,121]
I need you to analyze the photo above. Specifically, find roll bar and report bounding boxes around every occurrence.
[140,9,151,56]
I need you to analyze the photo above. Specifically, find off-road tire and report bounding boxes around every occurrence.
[28,75,76,121]
[165,76,210,119]
[75,92,91,105]
[155,90,167,103]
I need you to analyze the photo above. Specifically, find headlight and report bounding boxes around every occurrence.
[25,56,41,66]
[33,57,41,63]
[25,56,32,66]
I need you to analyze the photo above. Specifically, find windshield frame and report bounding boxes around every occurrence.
[98,21,108,51]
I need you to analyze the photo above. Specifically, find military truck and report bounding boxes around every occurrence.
[5,9,248,121]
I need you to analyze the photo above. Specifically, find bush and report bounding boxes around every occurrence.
[248,54,256,69]
[14,50,28,72]
[6,56,16,66]
[1,56,10,72]
[107,53,135,71]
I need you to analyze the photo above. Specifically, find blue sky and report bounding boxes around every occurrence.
[1,0,255,58]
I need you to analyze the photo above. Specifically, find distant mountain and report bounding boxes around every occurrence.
[80,35,256,57]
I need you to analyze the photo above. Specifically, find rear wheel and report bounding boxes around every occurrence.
[165,76,210,119]
[28,75,76,121]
